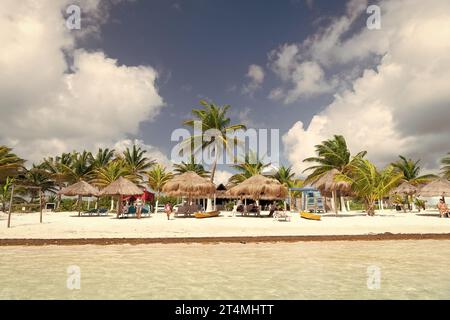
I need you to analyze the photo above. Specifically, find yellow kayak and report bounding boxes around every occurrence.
[300,211,321,221]
[194,211,220,219]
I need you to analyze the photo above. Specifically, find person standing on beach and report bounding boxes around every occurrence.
[437,199,449,218]
[164,203,172,220]
[135,197,143,219]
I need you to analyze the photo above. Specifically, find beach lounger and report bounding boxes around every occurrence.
[273,211,291,222]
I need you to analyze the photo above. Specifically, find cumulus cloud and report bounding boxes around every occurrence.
[242,64,265,95]
[0,0,165,165]
[269,0,369,103]
[282,0,450,174]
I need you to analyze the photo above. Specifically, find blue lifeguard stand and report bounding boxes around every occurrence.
[288,187,325,213]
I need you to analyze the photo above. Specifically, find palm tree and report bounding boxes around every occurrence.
[0,176,14,212]
[91,159,132,188]
[183,100,246,182]
[91,148,115,169]
[391,155,436,185]
[42,153,73,209]
[273,165,295,187]
[0,146,25,182]
[19,165,57,203]
[122,145,155,185]
[146,164,173,213]
[303,135,366,183]
[228,153,269,185]
[440,152,450,179]
[63,151,94,183]
[336,158,402,216]
[173,156,209,178]
[303,135,366,212]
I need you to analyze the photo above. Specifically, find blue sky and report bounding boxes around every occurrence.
[2,0,449,181]
[81,0,348,166]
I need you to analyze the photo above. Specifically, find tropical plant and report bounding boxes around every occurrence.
[303,135,367,184]
[122,145,155,184]
[19,165,58,203]
[63,151,94,183]
[273,165,295,187]
[0,146,25,182]
[0,176,14,212]
[173,156,209,178]
[42,153,73,208]
[146,164,173,213]
[336,158,402,216]
[91,159,132,188]
[91,148,115,169]
[441,152,450,179]
[391,155,436,185]
[183,100,246,182]
[228,153,269,185]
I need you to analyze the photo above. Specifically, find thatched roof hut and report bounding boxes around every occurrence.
[227,175,288,200]
[100,176,143,196]
[311,169,351,195]
[58,180,99,197]
[162,171,216,198]
[390,181,417,195]
[418,179,450,197]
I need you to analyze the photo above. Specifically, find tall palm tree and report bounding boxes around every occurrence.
[91,148,115,169]
[391,155,436,185]
[91,159,132,188]
[440,152,450,179]
[303,135,366,183]
[122,145,155,185]
[303,135,366,212]
[229,153,269,185]
[42,153,73,209]
[146,164,173,213]
[62,151,94,183]
[0,146,25,182]
[0,176,14,212]
[336,158,402,216]
[19,165,57,203]
[173,156,209,178]
[273,165,295,187]
[183,100,246,182]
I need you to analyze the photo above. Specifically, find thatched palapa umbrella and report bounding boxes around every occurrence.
[311,169,351,214]
[418,179,450,198]
[227,175,288,201]
[58,181,99,216]
[162,171,216,202]
[390,181,418,212]
[391,181,418,195]
[100,177,143,217]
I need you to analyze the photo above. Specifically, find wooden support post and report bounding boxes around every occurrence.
[7,184,15,228]
[39,189,43,223]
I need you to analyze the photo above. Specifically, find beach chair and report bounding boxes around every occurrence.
[273,211,291,222]
[141,205,151,217]
[98,207,108,216]
[83,208,98,216]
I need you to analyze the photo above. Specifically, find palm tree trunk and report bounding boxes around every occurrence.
[206,149,219,212]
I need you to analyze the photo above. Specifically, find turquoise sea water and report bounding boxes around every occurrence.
[0,240,449,299]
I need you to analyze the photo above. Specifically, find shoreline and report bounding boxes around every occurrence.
[2,233,450,246]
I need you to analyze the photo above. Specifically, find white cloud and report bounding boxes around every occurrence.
[269,0,369,103]
[242,64,265,95]
[282,0,450,174]
[0,0,165,165]
[214,170,233,185]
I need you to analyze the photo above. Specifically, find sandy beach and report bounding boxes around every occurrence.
[1,209,450,244]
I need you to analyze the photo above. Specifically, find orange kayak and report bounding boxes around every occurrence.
[194,211,220,219]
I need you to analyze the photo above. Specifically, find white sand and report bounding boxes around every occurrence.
[1,209,449,239]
